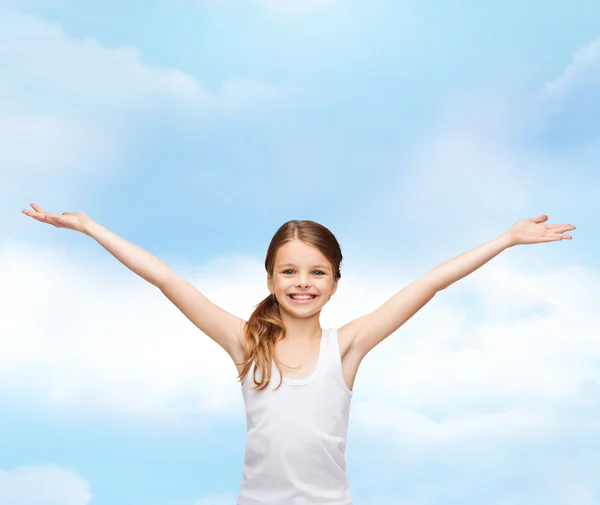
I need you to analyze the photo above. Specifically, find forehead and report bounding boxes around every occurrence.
[275,240,329,266]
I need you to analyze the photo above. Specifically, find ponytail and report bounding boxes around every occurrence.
[234,293,296,391]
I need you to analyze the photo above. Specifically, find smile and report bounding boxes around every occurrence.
[288,295,317,302]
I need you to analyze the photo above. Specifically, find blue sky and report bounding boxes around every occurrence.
[1,0,599,503]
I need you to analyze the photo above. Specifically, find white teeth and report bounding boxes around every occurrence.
[290,295,315,299]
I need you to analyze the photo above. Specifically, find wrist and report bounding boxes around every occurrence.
[82,219,100,237]
[499,231,517,248]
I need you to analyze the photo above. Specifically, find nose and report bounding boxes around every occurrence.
[296,274,310,288]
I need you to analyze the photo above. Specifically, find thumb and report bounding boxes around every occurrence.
[532,214,548,223]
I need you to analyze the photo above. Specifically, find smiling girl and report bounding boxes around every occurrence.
[23,203,575,505]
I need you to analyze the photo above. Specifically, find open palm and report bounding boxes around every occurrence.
[22,203,91,234]
[508,214,576,245]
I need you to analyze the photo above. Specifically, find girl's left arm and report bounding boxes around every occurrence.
[344,214,576,360]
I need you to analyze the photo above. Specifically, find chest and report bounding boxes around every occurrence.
[236,328,361,392]
[274,339,321,380]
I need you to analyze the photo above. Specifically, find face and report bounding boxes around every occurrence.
[267,239,338,317]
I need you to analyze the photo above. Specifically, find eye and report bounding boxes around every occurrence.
[281,269,326,276]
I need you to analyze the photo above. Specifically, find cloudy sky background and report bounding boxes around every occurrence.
[2,0,599,504]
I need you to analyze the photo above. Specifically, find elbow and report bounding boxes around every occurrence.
[420,274,444,293]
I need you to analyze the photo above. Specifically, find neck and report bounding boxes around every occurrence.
[278,311,322,342]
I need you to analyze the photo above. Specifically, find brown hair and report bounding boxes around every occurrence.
[234,220,343,391]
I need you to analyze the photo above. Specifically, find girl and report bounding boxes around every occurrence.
[22,203,575,505]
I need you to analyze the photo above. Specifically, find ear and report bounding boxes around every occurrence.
[267,274,273,294]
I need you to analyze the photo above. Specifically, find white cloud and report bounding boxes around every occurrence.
[370,36,600,245]
[0,241,256,425]
[0,8,169,175]
[0,9,257,110]
[3,21,595,447]
[542,38,600,97]
[0,8,297,177]
[1,225,598,447]
[1,15,598,505]
[371,96,551,239]
[351,263,600,443]
[533,37,600,146]
[0,114,117,175]
[347,62,597,450]
[0,465,92,505]
[2,5,597,505]
[367,75,596,261]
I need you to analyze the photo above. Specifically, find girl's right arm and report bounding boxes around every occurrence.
[23,203,246,363]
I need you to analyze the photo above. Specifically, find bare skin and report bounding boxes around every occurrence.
[22,203,358,387]
[23,204,576,393]
[22,203,91,233]
[254,238,360,388]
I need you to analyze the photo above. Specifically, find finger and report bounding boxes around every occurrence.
[25,210,49,219]
[547,224,576,230]
[540,234,562,242]
[23,210,45,218]
[22,209,42,218]
[533,214,549,223]
[30,203,49,214]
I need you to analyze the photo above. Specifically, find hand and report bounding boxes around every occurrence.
[507,214,576,246]
[22,203,92,234]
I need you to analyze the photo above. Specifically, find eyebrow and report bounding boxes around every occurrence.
[277,263,330,270]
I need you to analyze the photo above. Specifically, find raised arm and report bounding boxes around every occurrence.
[341,214,576,362]
[22,203,246,363]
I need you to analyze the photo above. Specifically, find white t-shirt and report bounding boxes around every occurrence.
[238,327,354,505]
